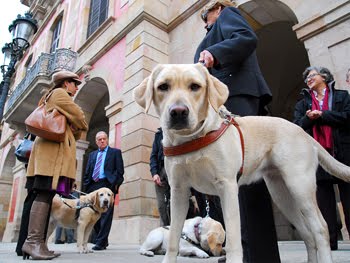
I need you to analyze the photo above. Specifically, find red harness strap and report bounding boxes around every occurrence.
[163,117,245,177]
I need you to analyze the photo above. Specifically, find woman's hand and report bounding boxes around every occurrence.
[306,110,322,120]
[198,50,215,68]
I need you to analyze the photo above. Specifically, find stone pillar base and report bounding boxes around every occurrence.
[109,216,160,245]
[2,222,18,242]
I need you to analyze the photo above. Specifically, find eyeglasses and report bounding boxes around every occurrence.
[304,73,320,83]
[201,10,209,23]
[69,81,78,86]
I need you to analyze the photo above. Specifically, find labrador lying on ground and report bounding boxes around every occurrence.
[140,216,225,258]
[47,187,114,254]
[133,63,350,263]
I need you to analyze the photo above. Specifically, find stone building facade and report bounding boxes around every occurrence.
[0,0,349,244]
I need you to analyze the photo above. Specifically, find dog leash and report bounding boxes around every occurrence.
[163,222,204,251]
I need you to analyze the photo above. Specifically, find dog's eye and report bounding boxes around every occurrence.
[158,83,169,91]
[190,83,201,91]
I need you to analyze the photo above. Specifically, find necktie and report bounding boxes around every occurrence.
[92,151,103,182]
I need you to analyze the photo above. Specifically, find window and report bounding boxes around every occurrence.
[87,0,109,38]
[50,18,62,53]
[24,54,33,73]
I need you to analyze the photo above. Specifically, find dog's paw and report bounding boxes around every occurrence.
[140,249,154,257]
[196,251,209,258]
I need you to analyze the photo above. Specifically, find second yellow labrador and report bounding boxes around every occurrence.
[47,187,114,254]
[140,216,225,258]
[133,63,350,263]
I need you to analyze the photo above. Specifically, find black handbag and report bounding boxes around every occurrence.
[15,133,34,163]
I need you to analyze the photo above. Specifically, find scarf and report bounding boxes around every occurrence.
[310,87,333,153]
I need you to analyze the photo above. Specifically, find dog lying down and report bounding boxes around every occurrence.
[47,187,114,254]
[140,217,225,258]
[134,63,350,263]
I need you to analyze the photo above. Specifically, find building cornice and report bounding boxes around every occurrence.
[293,0,350,41]
[76,1,206,74]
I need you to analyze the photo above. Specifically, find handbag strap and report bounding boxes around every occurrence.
[44,90,54,104]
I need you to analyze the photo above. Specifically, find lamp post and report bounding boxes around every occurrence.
[0,12,37,121]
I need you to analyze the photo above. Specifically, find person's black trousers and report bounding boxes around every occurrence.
[226,95,281,263]
[15,190,37,256]
[239,182,280,263]
[15,189,53,256]
[316,179,350,249]
[93,204,114,248]
[87,179,114,248]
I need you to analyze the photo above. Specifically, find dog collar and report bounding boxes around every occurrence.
[194,222,201,242]
[163,116,245,177]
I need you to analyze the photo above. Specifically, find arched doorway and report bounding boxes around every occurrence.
[75,77,110,187]
[0,146,16,241]
[239,0,310,120]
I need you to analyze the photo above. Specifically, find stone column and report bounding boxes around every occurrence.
[109,20,170,245]
[76,140,89,189]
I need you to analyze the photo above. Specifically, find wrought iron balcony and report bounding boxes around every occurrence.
[3,48,78,130]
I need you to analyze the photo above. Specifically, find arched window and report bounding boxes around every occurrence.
[87,0,109,38]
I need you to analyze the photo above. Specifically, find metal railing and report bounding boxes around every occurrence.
[5,48,77,114]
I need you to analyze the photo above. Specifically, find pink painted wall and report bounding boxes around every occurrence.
[9,177,19,223]
[114,0,129,18]
[92,36,127,92]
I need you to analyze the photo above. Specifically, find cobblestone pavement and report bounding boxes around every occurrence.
[0,241,349,263]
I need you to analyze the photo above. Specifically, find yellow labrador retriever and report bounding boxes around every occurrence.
[133,63,350,263]
[47,187,114,254]
[140,216,225,258]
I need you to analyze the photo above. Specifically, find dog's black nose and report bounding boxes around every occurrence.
[169,104,189,129]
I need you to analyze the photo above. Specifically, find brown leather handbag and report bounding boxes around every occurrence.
[25,91,67,142]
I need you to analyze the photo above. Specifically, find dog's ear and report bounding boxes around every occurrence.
[133,76,153,113]
[92,191,98,206]
[206,233,217,252]
[199,64,229,112]
[133,65,164,113]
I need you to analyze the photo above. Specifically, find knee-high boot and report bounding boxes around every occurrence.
[22,201,55,260]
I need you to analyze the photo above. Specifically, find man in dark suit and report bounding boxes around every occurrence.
[194,1,280,263]
[83,131,124,250]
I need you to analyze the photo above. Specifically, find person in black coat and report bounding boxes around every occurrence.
[150,127,171,226]
[83,131,124,250]
[294,66,350,250]
[194,1,280,262]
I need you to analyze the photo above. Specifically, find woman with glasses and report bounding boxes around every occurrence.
[22,70,88,260]
[294,66,350,250]
[194,1,280,263]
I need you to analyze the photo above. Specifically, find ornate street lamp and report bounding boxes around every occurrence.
[0,12,37,121]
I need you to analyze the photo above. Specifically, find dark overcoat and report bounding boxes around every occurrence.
[194,7,272,107]
[83,147,124,194]
[27,88,88,190]
[294,81,350,180]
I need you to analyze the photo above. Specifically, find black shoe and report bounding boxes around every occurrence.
[16,250,23,256]
[331,244,338,251]
[218,256,226,263]
[55,240,65,244]
[92,245,105,251]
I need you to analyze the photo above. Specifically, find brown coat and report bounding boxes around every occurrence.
[27,88,88,190]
